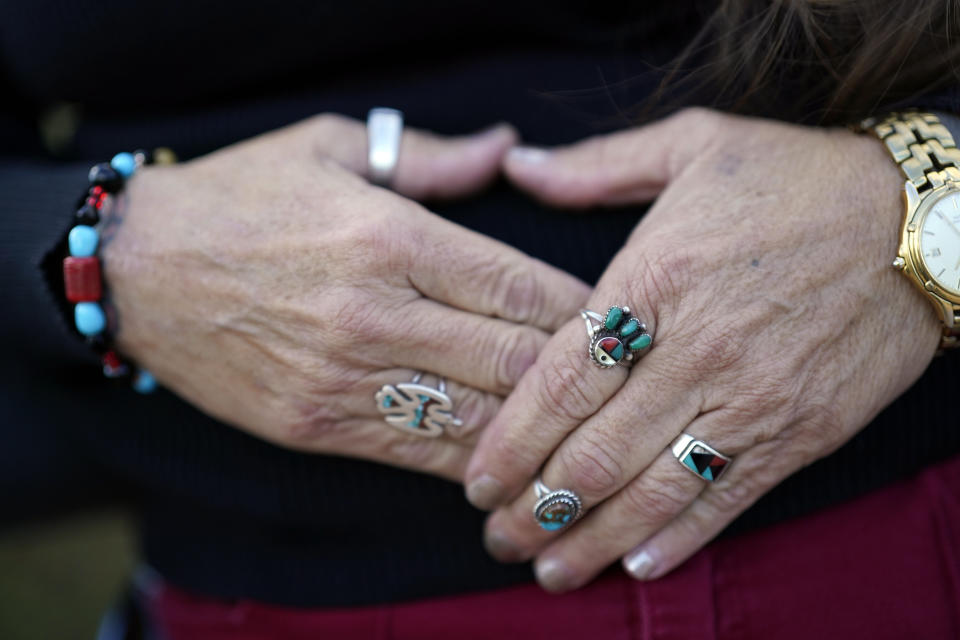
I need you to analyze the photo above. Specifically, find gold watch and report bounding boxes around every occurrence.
[865,111,960,349]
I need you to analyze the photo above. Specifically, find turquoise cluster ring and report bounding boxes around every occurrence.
[533,479,583,531]
[375,372,462,438]
[581,305,652,368]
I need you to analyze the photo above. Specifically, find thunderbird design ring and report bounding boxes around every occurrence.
[375,372,462,438]
[671,433,732,482]
[533,479,583,531]
[367,107,404,186]
[581,305,652,368]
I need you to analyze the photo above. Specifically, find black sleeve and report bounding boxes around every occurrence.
[0,69,121,526]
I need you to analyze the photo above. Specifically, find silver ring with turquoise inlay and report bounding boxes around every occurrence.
[581,305,653,368]
[374,372,462,438]
[533,479,583,531]
[671,433,732,483]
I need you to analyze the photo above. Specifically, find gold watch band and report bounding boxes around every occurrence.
[864,111,960,348]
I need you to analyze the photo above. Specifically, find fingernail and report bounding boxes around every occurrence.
[508,146,551,165]
[484,530,524,562]
[466,474,504,510]
[624,549,656,580]
[535,557,573,593]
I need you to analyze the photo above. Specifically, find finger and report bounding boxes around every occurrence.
[307,113,518,200]
[379,298,553,396]
[350,369,503,444]
[463,307,646,510]
[295,416,473,482]
[528,414,775,593]
[529,449,706,592]
[621,438,798,582]
[502,108,721,208]
[479,345,701,560]
[409,215,591,332]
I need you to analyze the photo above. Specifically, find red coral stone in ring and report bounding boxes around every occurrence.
[594,336,624,366]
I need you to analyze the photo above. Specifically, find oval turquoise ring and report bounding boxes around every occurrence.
[533,479,583,531]
[580,305,652,368]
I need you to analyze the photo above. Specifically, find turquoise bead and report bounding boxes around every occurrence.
[110,152,137,178]
[133,370,157,394]
[68,225,99,257]
[74,302,106,336]
[604,306,623,330]
[620,318,640,337]
[628,333,652,351]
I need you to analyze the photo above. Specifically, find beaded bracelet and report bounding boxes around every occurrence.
[62,148,174,393]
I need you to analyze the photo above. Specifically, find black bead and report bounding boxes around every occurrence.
[88,163,124,193]
[86,334,109,355]
[75,203,100,225]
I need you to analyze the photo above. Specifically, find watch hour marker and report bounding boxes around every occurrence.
[938,268,946,278]
[928,248,942,257]
[924,230,936,235]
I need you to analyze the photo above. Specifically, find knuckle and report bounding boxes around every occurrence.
[787,401,845,459]
[624,248,694,324]
[558,432,625,498]
[311,112,352,138]
[715,369,800,441]
[622,476,692,524]
[278,398,344,445]
[703,477,752,515]
[672,107,723,136]
[451,388,496,436]
[493,266,543,324]
[535,350,601,424]
[491,327,542,391]
[326,295,390,352]
[803,402,844,444]
[339,209,416,276]
[684,320,747,375]
[385,435,440,469]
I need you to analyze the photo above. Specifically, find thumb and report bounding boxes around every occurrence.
[503,108,719,208]
[306,113,517,201]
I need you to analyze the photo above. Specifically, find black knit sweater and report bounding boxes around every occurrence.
[2,1,959,607]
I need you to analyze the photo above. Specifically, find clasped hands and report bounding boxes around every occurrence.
[105,109,941,593]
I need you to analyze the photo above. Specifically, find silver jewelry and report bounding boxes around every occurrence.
[533,479,583,531]
[375,372,461,438]
[580,305,652,368]
[367,107,404,186]
[671,433,732,482]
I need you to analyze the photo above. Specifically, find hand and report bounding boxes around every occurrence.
[464,108,941,590]
[101,114,591,480]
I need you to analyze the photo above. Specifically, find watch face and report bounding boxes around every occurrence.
[920,190,960,296]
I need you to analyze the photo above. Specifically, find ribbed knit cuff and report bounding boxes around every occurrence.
[0,162,99,366]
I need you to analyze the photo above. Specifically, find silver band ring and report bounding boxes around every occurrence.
[580,305,652,368]
[533,479,583,531]
[671,433,732,482]
[375,372,462,438]
[367,107,404,186]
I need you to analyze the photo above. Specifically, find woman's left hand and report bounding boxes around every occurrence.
[463,108,942,591]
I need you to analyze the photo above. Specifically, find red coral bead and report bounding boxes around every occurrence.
[63,256,102,302]
[102,350,128,378]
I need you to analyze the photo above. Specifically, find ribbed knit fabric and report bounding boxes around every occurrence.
[2,0,960,607]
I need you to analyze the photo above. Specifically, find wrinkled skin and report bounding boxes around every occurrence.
[464,108,941,591]
[102,114,590,481]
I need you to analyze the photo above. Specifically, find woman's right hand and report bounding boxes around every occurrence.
[101,114,590,480]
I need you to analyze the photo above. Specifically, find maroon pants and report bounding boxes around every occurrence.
[148,455,960,639]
